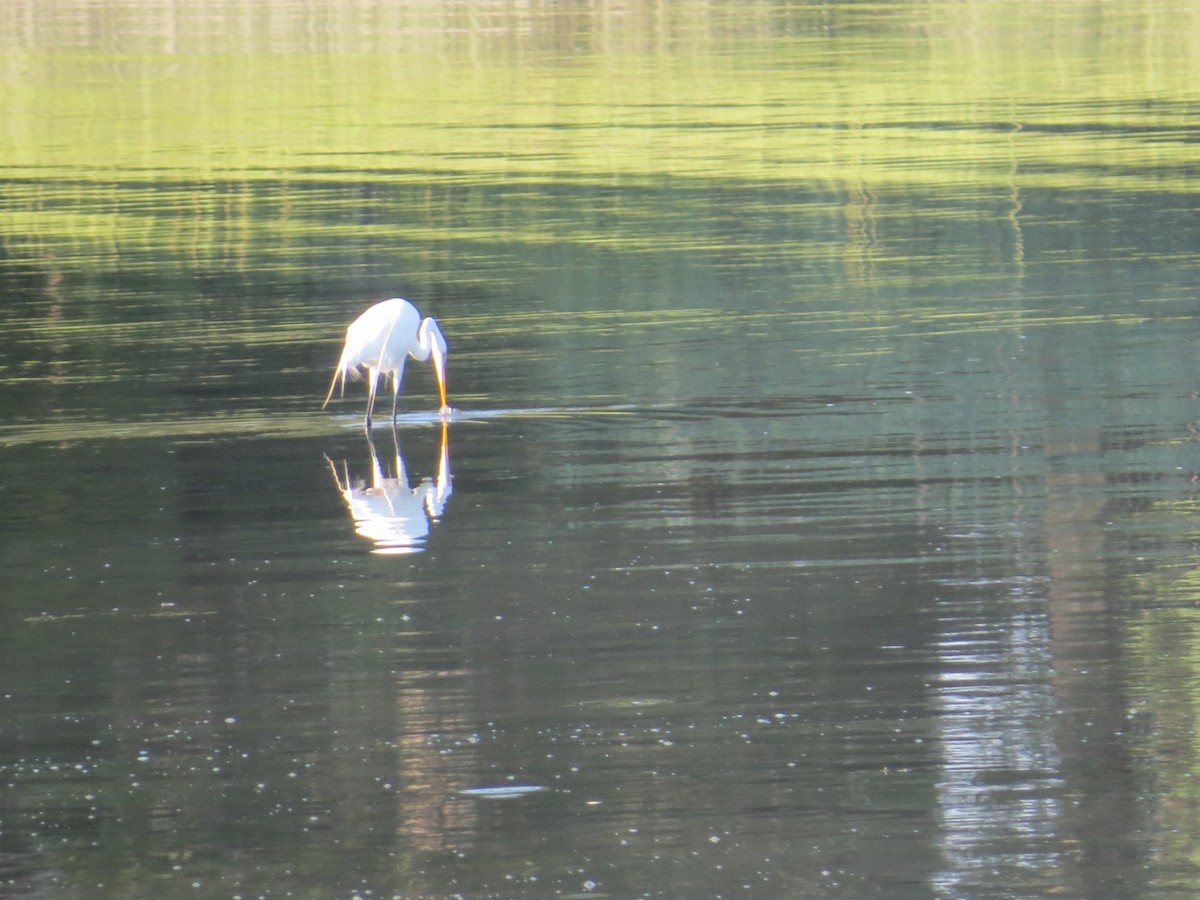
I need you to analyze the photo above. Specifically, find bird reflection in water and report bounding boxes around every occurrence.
[326,423,452,555]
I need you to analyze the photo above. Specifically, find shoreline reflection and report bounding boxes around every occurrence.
[326,424,452,555]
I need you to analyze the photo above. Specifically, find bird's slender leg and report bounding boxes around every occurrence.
[365,367,380,430]
[391,373,401,426]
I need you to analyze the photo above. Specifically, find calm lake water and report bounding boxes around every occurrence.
[3,2,1200,897]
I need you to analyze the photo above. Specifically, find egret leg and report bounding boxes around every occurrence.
[365,367,381,430]
[391,374,401,426]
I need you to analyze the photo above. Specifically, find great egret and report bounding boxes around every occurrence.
[322,298,449,428]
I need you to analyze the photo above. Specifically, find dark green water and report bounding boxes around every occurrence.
[3,2,1200,897]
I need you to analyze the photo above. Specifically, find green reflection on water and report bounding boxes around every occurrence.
[2,0,1198,268]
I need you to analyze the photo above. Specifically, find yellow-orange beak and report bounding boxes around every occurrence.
[433,356,447,409]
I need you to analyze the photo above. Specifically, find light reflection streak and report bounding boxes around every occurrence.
[932,600,1063,897]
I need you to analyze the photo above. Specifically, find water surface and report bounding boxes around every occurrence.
[2,2,1200,897]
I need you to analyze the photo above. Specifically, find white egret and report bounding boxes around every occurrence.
[322,298,449,428]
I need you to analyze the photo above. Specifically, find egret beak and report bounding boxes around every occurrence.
[434,357,448,409]
[431,344,448,410]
